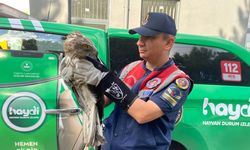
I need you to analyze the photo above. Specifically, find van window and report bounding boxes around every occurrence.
[0,29,65,52]
[171,44,250,86]
[109,37,140,74]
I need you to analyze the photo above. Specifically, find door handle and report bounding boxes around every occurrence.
[45,108,81,115]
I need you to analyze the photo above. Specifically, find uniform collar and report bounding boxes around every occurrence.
[142,58,174,72]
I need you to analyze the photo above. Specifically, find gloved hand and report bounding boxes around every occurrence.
[78,56,137,111]
[73,58,108,86]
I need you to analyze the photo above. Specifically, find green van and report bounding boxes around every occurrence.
[0,18,249,150]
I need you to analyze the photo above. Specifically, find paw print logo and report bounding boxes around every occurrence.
[21,61,33,72]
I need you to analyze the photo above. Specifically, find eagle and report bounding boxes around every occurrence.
[59,31,105,150]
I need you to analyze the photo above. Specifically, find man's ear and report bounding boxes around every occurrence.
[164,36,175,51]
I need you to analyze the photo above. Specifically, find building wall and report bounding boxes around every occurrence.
[29,0,250,48]
[178,0,250,46]
[110,0,250,48]
[108,0,142,29]
[29,0,69,23]
[246,14,250,49]
[128,0,142,29]
[108,0,127,28]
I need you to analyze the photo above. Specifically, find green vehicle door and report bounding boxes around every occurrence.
[0,51,59,150]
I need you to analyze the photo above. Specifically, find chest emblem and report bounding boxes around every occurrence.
[146,78,161,89]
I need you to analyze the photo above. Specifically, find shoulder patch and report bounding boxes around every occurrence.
[175,78,189,90]
[161,83,182,107]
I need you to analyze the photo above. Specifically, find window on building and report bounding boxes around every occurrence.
[171,44,250,86]
[141,0,180,26]
[71,0,109,29]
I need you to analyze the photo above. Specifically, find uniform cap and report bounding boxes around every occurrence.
[129,12,177,36]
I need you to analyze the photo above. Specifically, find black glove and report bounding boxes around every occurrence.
[85,56,109,72]
[85,56,137,111]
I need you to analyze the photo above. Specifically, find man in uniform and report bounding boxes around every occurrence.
[77,12,193,150]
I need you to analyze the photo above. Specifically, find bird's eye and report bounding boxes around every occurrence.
[82,44,90,49]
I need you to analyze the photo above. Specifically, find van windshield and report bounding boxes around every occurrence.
[0,29,65,52]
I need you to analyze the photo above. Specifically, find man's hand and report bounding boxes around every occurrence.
[77,56,137,111]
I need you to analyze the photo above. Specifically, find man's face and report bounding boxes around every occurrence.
[136,33,174,62]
